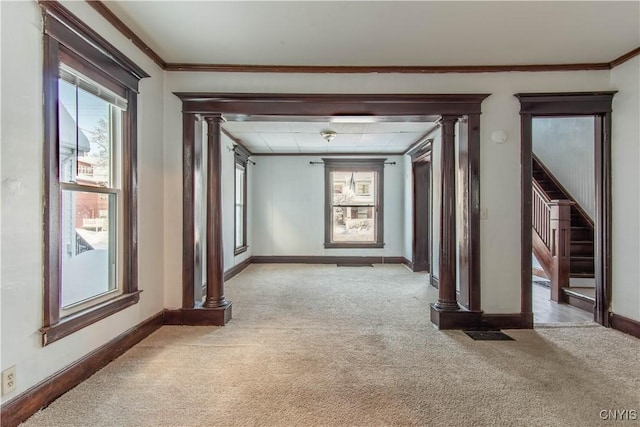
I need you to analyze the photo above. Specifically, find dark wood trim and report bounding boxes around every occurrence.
[401,257,413,270]
[224,257,252,281]
[323,158,385,249]
[430,275,439,289]
[40,1,149,90]
[404,125,439,157]
[234,151,248,254]
[41,291,142,346]
[175,93,490,116]
[467,114,482,311]
[182,113,196,309]
[434,116,459,311]
[516,92,615,327]
[561,291,595,314]
[203,115,230,312]
[163,307,232,326]
[254,152,405,157]
[430,305,482,330]
[481,312,534,330]
[41,6,144,344]
[412,160,431,272]
[250,256,406,264]
[609,47,640,69]
[221,128,253,156]
[609,313,640,339]
[85,0,167,69]
[1,311,164,427]
[165,63,611,74]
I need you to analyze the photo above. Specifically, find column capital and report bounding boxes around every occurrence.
[203,113,223,124]
[437,115,461,126]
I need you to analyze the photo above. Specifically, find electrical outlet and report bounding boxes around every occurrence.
[2,366,16,396]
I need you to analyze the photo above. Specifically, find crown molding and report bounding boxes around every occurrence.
[85,0,638,74]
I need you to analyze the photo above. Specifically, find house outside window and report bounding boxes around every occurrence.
[324,159,385,248]
[41,2,148,345]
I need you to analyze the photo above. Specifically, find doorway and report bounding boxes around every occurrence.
[516,92,615,326]
[412,157,431,273]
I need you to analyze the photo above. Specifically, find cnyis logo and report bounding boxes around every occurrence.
[599,409,638,421]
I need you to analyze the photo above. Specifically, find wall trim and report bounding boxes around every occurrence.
[482,312,534,329]
[82,2,638,75]
[224,257,252,281]
[0,311,165,427]
[610,313,640,339]
[251,255,406,265]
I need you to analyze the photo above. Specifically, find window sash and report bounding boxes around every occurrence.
[324,159,385,248]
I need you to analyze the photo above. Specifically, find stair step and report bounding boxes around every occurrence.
[571,227,593,241]
[570,256,595,274]
[571,272,596,278]
[561,287,595,312]
[562,287,595,303]
[570,241,594,256]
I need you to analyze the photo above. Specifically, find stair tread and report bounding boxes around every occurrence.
[562,287,596,302]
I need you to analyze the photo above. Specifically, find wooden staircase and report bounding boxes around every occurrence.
[532,155,595,311]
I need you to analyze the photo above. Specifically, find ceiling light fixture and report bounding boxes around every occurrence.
[321,130,337,143]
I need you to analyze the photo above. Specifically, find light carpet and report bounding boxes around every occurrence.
[23,264,640,426]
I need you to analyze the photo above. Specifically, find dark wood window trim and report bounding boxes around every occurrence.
[323,158,385,249]
[41,2,148,346]
[515,91,616,327]
[234,146,250,256]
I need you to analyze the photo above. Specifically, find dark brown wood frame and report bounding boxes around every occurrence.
[323,158,385,249]
[234,146,250,255]
[515,92,616,327]
[175,93,488,326]
[411,154,432,272]
[40,1,148,345]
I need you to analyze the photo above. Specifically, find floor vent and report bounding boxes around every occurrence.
[464,330,514,341]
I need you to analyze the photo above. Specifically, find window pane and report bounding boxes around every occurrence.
[235,205,244,246]
[61,190,116,308]
[332,206,375,243]
[58,68,113,187]
[332,171,375,205]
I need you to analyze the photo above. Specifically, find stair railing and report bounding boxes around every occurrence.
[532,180,574,302]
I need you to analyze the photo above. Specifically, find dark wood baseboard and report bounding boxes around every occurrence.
[429,304,482,330]
[0,311,165,427]
[562,292,595,314]
[250,255,406,265]
[610,313,640,339]
[482,312,534,329]
[223,257,252,281]
[402,257,413,270]
[430,275,439,289]
[164,305,232,326]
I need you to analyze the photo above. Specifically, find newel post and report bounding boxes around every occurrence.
[549,200,573,302]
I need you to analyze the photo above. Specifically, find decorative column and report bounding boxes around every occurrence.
[202,115,232,319]
[430,116,482,330]
[435,116,459,311]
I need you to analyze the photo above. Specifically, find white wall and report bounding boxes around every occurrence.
[0,0,165,404]
[610,56,640,322]
[532,117,595,219]
[250,155,404,258]
[164,69,611,313]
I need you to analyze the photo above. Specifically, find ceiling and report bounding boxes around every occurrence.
[100,1,639,154]
[222,119,436,154]
[103,1,639,66]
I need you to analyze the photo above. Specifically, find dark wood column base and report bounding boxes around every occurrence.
[430,304,482,329]
[164,305,232,326]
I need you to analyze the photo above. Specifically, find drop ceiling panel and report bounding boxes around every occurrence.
[258,132,298,147]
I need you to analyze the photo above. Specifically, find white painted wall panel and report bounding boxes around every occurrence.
[0,0,166,404]
[611,56,640,322]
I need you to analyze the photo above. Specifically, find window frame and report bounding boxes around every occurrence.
[233,146,250,255]
[323,158,385,249]
[40,2,148,346]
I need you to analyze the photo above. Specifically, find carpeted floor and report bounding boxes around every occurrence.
[23,264,640,426]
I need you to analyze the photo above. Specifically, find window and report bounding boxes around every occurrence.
[41,2,148,345]
[234,146,250,255]
[324,159,385,248]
